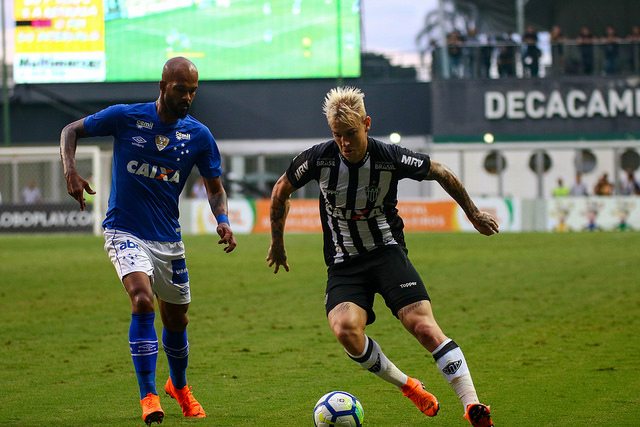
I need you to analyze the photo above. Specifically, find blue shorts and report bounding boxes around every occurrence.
[326,245,430,324]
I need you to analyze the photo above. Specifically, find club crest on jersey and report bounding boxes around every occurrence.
[365,185,380,202]
[155,135,170,151]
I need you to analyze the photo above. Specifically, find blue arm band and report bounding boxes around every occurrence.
[215,214,230,225]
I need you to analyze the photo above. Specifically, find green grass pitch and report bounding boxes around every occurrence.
[104,0,360,81]
[1,232,639,425]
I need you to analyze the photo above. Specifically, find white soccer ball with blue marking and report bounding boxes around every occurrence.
[313,391,364,426]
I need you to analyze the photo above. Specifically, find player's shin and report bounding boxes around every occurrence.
[432,338,479,408]
[346,336,408,387]
[162,328,189,389]
[129,312,159,398]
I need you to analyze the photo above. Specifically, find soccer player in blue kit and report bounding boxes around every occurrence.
[60,57,236,425]
[267,87,497,426]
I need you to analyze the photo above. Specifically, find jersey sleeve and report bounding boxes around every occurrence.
[393,145,431,181]
[195,127,223,178]
[83,104,126,137]
[285,147,318,188]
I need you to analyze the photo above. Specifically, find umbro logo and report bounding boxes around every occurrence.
[132,136,147,147]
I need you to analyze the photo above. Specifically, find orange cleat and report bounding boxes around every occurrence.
[464,403,494,427]
[140,393,164,425]
[164,378,206,418]
[401,377,440,417]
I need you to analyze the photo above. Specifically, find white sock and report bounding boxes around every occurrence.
[432,338,479,409]
[346,336,408,388]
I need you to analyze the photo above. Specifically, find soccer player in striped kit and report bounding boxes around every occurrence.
[61,57,236,425]
[267,86,497,426]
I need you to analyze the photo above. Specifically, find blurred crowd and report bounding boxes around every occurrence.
[430,24,640,79]
[553,170,640,198]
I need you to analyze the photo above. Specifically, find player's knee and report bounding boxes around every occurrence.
[164,314,188,331]
[130,291,155,312]
[411,320,444,345]
[331,320,363,345]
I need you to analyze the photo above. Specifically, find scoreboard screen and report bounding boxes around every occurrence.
[13,0,361,83]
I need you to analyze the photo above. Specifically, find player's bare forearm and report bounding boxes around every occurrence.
[60,119,94,210]
[270,196,289,243]
[203,177,237,252]
[60,121,82,176]
[427,160,499,235]
[269,174,294,243]
[208,189,228,218]
[427,161,478,216]
[267,174,294,273]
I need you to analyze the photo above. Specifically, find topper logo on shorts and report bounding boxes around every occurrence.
[399,281,417,288]
[127,160,180,183]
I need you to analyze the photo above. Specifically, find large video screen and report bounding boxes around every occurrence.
[13,0,361,83]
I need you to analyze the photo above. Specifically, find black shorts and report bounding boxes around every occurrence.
[326,245,430,325]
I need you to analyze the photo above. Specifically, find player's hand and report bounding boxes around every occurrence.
[470,211,500,236]
[266,243,289,274]
[65,172,95,211]
[216,223,237,253]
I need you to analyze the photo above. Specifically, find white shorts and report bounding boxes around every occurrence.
[103,229,191,305]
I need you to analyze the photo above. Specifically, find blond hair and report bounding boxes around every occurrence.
[322,86,366,128]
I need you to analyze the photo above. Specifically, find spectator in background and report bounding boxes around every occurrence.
[497,33,516,77]
[577,26,595,75]
[522,25,541,77]
[22,180,42,204]
[447,30,464,78]
[593,173,614,196]
[602,25,620,75]
[619,170,640,195]
[570,173,589,196]
[190,176,208,199]
[463,27,480,78]
[550,25,565,76]
[479,33,495,78]
[626,25,640,73]
[552,177,570,197]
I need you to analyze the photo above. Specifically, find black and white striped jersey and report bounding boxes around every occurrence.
[286,137,431,266]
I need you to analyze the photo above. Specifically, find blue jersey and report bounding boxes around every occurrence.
[84,102,222,242]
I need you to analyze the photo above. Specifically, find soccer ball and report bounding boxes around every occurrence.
[313,391,364,427]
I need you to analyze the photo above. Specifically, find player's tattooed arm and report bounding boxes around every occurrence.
[204,176,237,252]
[267,174,295,273]
[427,160,499,236]
[60,119,94,211]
